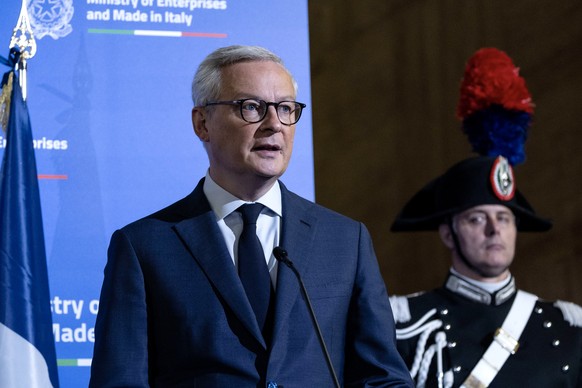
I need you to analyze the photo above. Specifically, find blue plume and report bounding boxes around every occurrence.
[462,104,531,166]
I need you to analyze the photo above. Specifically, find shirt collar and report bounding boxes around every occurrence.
[203,171,282,220]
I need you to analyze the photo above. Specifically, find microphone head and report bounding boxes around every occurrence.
[273,246,288,261]
[273,246,294,268]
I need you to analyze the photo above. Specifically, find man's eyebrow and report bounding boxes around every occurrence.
[463,210,486,216]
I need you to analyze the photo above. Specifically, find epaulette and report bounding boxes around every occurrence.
[554,300,582,327]
[389,295,411,323]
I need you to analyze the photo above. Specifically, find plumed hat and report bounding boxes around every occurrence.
[391,48,552,232]
[390,155,552,232]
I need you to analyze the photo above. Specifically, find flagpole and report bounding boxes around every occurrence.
[2,3,60,387]
[9,0,36,101]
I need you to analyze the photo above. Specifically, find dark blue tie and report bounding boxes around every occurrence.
[237,203,272,331]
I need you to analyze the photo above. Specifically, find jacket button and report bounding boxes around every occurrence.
[267,381,278,388]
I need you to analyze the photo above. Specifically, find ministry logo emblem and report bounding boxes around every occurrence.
[29,0,74,40]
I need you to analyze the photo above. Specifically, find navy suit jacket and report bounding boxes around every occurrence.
[90,179,412,387]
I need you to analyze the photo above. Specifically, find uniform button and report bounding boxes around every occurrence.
[440,308,449,316]
[448,341,457,348]
[543,321,552,328]
[562,365,570,373]
[453,366,462,373]
[535,307,543,314]
[444,324,452,330]
[552,339,561,347]
[267,382,278,388]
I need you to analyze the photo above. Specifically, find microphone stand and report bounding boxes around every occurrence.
[273,247,341,388]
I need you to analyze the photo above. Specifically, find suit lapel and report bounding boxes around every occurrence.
[271,184,318,344]
[173,182,266,348]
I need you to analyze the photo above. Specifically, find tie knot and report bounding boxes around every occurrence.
[238,203,264,225]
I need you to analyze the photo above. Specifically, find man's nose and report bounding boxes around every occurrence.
[260,105,283,132]
[485,218,501,235]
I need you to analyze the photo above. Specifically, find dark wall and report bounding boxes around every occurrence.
[308,0,582,304]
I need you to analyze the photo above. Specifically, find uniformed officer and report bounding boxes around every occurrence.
[388,47,582,387]
[389,155,582,387]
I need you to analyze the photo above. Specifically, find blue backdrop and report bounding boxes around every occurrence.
[0,1,313,386]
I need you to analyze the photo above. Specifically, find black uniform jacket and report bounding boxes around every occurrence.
[389,273,582,388]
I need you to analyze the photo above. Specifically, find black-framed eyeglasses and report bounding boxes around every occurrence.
[204,98,307,125]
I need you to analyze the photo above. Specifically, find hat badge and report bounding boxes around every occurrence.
[490,156,515,201]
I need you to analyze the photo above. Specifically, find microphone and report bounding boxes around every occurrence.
[273,247,341,388]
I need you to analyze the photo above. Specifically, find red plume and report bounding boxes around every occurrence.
[457,48,534,119]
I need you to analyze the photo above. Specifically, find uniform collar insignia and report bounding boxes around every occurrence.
[445,273,516,306]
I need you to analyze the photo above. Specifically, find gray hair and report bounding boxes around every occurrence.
[191,45,298,107]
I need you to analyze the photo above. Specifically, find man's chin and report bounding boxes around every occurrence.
[479,266,511,280]
[254,166,287,180]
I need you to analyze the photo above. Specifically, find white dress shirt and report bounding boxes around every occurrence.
[203,172,282,288]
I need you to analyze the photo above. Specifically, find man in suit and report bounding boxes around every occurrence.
[89,45,413,387]
[389,156,582,387]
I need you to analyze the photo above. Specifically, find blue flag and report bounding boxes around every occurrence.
[0,52,60,387]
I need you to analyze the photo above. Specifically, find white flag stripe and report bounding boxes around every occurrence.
[0,323,53,388]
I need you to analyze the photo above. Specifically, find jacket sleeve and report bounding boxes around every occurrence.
[89,229,150,387]
[343,223,414,387]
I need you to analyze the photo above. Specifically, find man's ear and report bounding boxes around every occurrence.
[439,223,455,250]
[192,107,209,142]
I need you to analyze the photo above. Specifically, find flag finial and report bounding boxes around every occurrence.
[9,0,36,100]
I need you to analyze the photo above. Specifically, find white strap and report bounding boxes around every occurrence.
[461,290,537,388]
